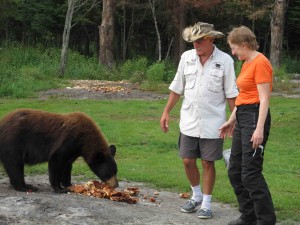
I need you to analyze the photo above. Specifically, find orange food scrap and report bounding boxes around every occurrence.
[179,193,191,199]
[68,180,139,204]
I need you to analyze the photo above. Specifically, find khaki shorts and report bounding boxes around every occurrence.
[178,132,223,161]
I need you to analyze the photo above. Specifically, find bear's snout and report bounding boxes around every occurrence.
[105,176,119,188]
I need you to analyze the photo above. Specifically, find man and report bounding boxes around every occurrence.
[160,22,238,219]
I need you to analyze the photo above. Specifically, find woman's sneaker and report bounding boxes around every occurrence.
[180,199,202,213]
[196,208,212,219]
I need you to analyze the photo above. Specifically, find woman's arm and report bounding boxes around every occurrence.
[251,82,271,149]
[219,106,237,139]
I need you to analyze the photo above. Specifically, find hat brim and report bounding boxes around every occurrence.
[182,27,224,42]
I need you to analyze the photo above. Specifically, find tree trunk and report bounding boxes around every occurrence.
[165,37,174,60]
[59,0,75,77]
[122,1,126,61]
[5,20,9,41]
[99,0,115,68]
[178,2,186,57]
[270,0,287,69]
[149,0,161,61]
[169,0,186,65]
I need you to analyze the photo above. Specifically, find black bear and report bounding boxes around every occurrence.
[0,108,118,193]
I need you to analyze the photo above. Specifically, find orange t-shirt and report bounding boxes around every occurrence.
[235,53,273,106]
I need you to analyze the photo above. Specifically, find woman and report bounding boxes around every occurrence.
[219,26,276,225]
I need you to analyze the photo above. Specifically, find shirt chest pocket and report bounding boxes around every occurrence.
[184,67,197,90]
[207,68,224,93]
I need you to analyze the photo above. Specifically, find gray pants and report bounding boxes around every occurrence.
[228,104,276,225]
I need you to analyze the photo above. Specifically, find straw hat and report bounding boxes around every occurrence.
[182,22,224,42]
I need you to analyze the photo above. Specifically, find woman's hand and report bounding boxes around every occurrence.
[251,128,264,149]
[219,120,235,139]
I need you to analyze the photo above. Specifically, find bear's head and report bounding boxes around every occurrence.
[88,145,119,188]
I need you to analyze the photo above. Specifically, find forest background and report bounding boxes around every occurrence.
[0,0,300,85]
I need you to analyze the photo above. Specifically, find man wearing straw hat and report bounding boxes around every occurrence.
[160,22,238,219]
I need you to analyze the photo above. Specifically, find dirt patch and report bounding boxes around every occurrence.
[38,80,168,101]
[0,174,242,225]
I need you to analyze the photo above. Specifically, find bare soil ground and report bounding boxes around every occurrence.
[2,80,297,225]
[38,80,169,101]
[0,174,241,225]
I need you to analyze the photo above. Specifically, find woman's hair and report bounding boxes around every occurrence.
[227,26,259,50]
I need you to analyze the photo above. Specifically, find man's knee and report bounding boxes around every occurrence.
[182,158,197,168]
[201,160,214,169]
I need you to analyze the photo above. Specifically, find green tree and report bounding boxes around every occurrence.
[286,0,300,55]
[15,0,62,45]
[0,0,18,42]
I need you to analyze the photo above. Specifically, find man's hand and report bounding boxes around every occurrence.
[160,113,169,133]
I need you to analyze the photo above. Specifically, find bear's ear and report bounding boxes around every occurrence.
[109,145,116,157]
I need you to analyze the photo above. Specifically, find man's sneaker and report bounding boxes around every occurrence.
[196,208,212,219]
[180,199,202,213]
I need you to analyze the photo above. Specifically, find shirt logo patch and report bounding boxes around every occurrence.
[213,62,224,70]
[187,59,197,66]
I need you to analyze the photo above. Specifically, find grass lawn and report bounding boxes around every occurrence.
[0,97,299,223]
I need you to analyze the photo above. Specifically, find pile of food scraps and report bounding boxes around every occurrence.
[68,80,131,93]
[68,180,191,205]
[68,180,139,204]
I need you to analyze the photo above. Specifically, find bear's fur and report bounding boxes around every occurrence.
[0,108,118,193]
